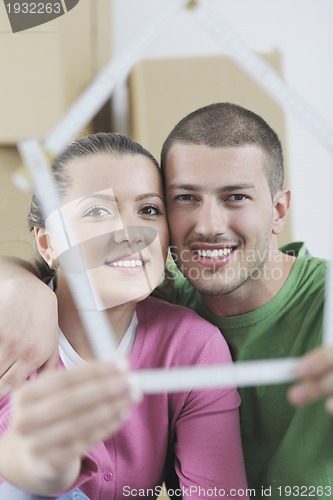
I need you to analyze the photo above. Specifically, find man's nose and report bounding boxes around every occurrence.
[194,199,227,237]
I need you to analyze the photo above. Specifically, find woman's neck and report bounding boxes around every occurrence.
[55,274,136,361]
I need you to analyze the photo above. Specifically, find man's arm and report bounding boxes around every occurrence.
[0,257,58,398]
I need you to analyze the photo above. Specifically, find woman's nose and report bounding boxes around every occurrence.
[113,226,157,248]
[113,226,139,245]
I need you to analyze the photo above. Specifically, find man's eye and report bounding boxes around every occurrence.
[175,194,195,201]
[139,205,162,216]
[228,194,247,202]
[83,206,111,218]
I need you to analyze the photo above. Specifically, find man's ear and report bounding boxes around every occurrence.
[272,188,291,235]
[34,227,56,265]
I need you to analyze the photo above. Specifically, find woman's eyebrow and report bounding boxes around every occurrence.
[135,193,164,202]
[75,193,116,206]
[76,192,164,206]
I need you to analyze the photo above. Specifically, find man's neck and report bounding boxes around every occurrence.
[202,250,296,317]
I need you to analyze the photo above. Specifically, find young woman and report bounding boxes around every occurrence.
[0,133,248,499]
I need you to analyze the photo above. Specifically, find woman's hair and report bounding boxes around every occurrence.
[160,102,284,197]
[29,132,159,231]
[28,132,159,278]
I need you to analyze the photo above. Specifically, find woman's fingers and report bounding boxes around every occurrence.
[13,358,142,439]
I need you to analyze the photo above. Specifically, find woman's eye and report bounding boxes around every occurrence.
[139,205,162,216]
[83,206,111,218]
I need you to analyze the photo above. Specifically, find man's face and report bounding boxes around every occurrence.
[165,143,278,297]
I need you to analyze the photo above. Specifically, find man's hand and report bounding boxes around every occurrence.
[0,257,58,398]
[288,345,333,414]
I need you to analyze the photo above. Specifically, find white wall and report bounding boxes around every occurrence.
[111,0,333,259]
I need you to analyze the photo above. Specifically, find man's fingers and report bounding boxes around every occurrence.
[0,342,59,399]
[0,361,29,399]
[36,350,61,373]
[288,371,333,406]
[294,345,333,378]
[288,345,333,410]
[0,338,19,378]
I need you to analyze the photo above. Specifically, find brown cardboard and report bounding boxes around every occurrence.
[129,52,292,244]
[0,0,111,144]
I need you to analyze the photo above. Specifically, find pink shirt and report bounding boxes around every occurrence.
[0,297,248,499]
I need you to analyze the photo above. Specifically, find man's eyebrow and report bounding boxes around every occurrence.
[135,193,164,202]
[167,184,200,192]
[167,183,256,193]
[218,183,256,193]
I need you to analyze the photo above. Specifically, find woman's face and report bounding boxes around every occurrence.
[45,152,169,310]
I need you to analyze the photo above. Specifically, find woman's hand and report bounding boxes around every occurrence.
[0,358,141,494]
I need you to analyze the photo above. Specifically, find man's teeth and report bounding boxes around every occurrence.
[196,248,232,258]
[110,259,144,267]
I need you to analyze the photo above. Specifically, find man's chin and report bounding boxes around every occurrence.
[185,273,246,297]
[191,284,237,297]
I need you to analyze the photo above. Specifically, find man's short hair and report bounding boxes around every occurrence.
[161,102,284,196]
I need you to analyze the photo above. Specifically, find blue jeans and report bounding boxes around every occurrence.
[0,483,89,499]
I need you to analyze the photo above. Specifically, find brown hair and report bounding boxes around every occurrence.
[161,102,284,196]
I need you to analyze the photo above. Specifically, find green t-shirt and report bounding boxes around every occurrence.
[157,242,333,499]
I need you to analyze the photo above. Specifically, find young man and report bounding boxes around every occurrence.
[157,103,333,497]
[1,103,333,498]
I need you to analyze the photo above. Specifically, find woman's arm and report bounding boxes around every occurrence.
[0,358,141,495]
[174,333,249,499]
[0,257,58,397]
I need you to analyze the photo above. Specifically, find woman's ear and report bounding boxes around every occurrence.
[34,227,56,267]
[272,188,291,235]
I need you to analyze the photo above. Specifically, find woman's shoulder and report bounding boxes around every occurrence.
[139,295,216,330]
[135,297,231,368]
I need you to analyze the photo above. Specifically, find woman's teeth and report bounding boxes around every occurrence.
[109,259,144,268]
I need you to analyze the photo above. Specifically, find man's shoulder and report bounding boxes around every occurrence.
[280,241,327,275]
[280,241,327,263]
[277,243,327,309]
